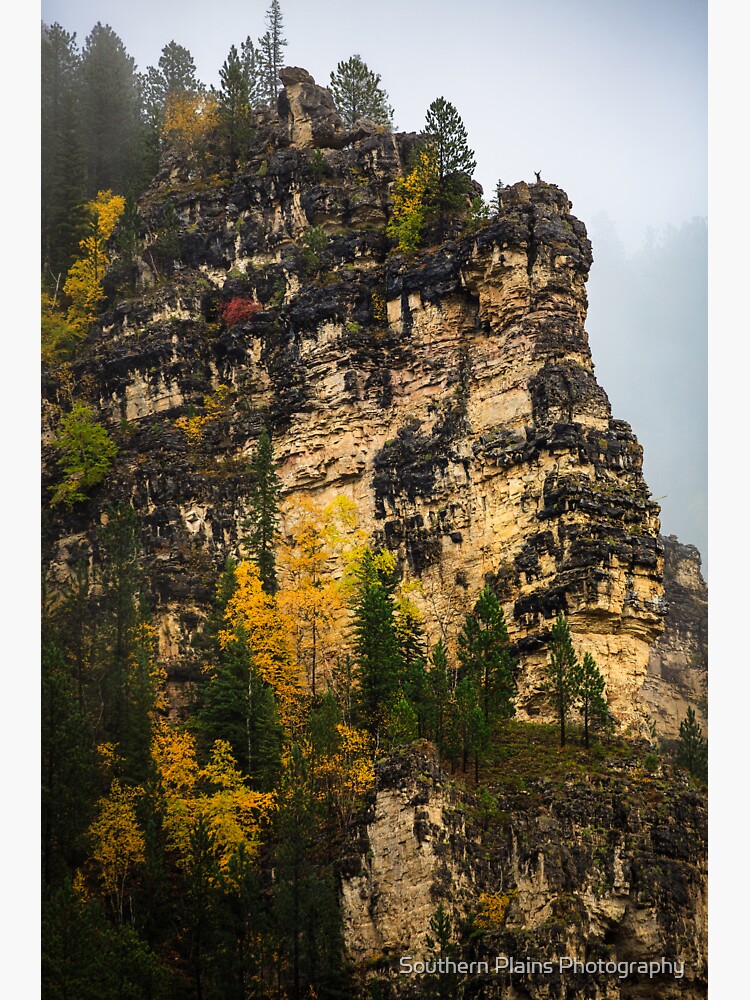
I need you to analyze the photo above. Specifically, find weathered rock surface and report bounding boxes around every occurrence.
[644,535,708,740]
[278,66,346,148]
[40,67,708,997]
[340,747,707,998]
[44,68,669,732]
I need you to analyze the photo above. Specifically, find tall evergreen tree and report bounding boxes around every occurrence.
[193,622,282,789]
[241,429,281,593]
[95,503,156,782]
[257,0,287,105]
[350,548,402,739]
[428,639,451,756]
[41,639,98,890]
[328,54,394,128]
[395,596,430,736]
[273,745,346,998]
[425,902,459,1000]
[42,22,82,273]
[79,23,145,196]
[544,613,578,748]
[677,706,708,781]
[241,36,265,108]
[445,676,483,774]
[573,651,609,749]
[424,96,476,233]
[141,41,202,174]
[217,43,252,169]
[46,90,88,279]
[457,585,517,725]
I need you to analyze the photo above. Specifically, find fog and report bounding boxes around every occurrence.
[586,217,707,566]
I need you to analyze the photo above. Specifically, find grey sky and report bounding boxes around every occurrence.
[39,0,708,558]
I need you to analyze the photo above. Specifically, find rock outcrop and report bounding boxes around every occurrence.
[643,535,708,741]
[277,66,347,149]
[340,747,707,998]
[43,69,667,732]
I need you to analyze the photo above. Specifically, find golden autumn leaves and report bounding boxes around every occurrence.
[80,495,379,919]
[64,190,126,334]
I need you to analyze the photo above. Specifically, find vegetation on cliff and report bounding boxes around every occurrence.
[40,5,707,997]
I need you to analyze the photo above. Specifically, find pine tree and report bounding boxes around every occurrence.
[257,1,287,105]
[41,638,98,889]
[95,503,157,782]
[677,706,708,781]
[41,23,83,276]
[194,623,282,790]
[272,745,345,998]
[47,90,87,280]
[573,651,610,749]
[79,23,145,196]
[457,585,517,725]
[241,37,265,108]
[350,548,402,739]
[384,696,419,750]
[328,54,394,128]
[158,40,201,95]
[424,96,476,234]
[445,677,482,773]
[242,429,281,594]
[427,639,451,756]
[396,596,430,736]
[141,41,202,173]
[217,44,252,169]
[425,902,458,999]
[544,613,578,748]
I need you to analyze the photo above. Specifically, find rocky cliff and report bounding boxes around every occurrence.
[644,535,708,741]
[41,67,708,999]
[42,68,668,735]
[340,745,707,999]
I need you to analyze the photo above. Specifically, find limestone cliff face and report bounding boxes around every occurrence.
[340,748,707,999]
[42,69,665,731]
[644,536,708,740]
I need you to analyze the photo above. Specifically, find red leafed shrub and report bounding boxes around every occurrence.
[220,296,262,328]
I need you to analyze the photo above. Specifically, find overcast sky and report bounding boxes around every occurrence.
[38,0,708,559]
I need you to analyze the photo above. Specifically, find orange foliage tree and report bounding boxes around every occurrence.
[87,778,146,923]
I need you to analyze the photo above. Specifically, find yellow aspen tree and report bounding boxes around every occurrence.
[151,722,275,882]
[277,496,360,696]
[197,739,275,877]
[219,560,303,730]
[64,190,126,333]
[88,779,146,922]
[315,723,374,826]
[151,719,200,859]
[163,91,219,154]
[386,145,438,253]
